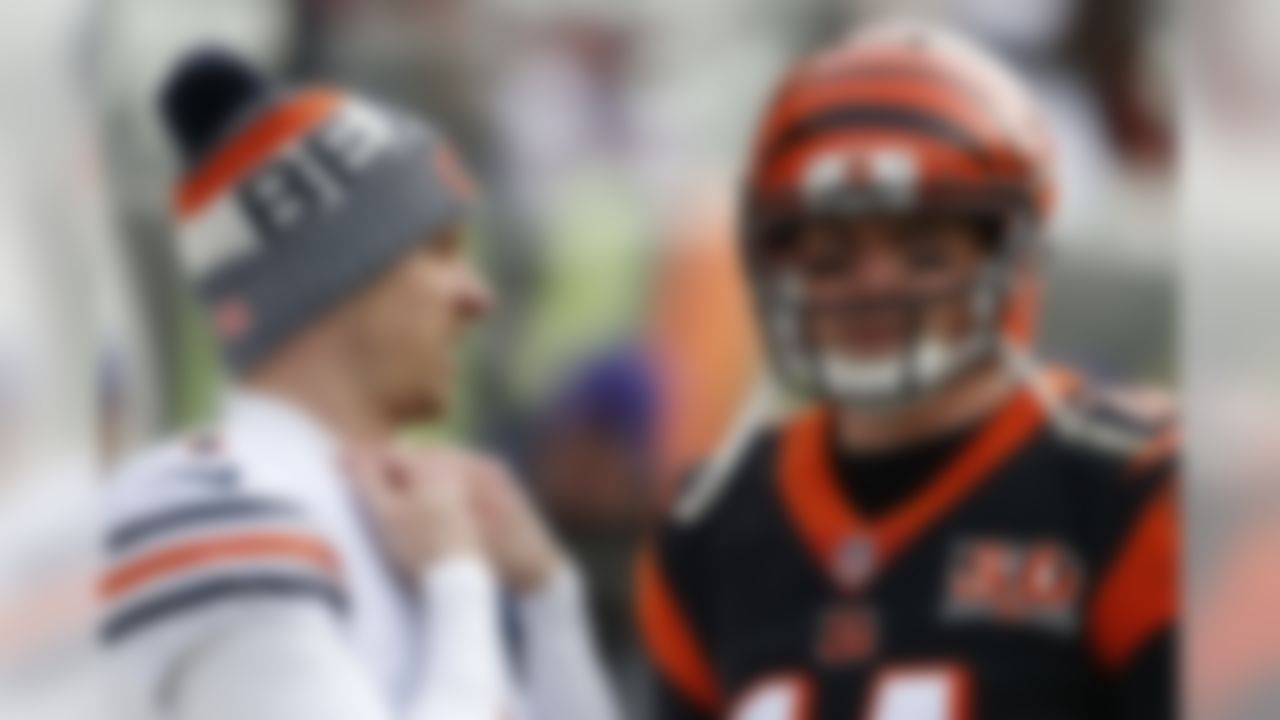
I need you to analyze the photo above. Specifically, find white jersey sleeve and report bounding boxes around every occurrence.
[101,436,515,720]
[100,441,350,719]
[167,557,510,720]
[516,564,622,720]
[170,602,384,720]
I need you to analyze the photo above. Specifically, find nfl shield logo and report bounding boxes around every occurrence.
[833,533,877,589]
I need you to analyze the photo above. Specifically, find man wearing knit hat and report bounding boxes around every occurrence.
[100,48,619,720]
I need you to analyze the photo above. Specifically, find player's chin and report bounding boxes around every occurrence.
[395,386,448,424]
[391,365,453,423]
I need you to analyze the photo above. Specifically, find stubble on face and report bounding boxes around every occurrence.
[343,226,492,427]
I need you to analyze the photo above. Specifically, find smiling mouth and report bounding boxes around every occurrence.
[837,336,910,359]
[815,308,913,353]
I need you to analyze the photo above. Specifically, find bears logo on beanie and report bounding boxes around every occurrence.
[160,47,475,373]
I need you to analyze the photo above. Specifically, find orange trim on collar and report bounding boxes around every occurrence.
[776,378,1058,592]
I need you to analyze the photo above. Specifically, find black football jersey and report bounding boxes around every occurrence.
[636,375,1177,720]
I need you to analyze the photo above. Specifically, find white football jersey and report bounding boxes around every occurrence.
[99,391,519,719]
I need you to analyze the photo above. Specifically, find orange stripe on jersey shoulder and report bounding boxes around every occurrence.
[101,530,341,601]
[634,545,724,713]
[176,89,343,218]
[1088,485,1179,673]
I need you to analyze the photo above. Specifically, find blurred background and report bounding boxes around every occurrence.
[90,0,1176,713]
[0,0,1182,717]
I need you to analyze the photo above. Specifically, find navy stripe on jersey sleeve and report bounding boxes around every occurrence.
[102,572,347,644]
[107,496,299,554]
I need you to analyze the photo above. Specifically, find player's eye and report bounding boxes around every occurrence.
[777,224,851,277]
[798,247,851,279]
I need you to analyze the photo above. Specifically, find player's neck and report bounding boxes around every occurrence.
[244,348,396,446]
[834,365,1014,454]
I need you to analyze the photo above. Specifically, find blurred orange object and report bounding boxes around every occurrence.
[647,185,760,510]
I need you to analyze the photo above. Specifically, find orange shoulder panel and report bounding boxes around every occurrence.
[1088,486,1179,673]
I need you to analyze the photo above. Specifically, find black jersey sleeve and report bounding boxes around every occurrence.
[1108,628,1177,720]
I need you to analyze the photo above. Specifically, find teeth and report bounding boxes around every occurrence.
[811,329,990,406]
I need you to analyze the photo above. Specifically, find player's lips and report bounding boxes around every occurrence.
[817,314,910,353]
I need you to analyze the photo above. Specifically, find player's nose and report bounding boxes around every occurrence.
[455,264,495,323]
[844,238,905,296]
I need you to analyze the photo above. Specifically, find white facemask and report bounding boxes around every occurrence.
[763,260,1008,412]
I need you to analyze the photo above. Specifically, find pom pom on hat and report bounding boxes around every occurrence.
[159,47,272,166]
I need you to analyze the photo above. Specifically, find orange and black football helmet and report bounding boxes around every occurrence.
[742,21,1057,409]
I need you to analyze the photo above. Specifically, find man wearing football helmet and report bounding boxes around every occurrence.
[637,21,1176,720]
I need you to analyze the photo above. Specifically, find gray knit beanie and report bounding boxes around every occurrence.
[160,47,475,373]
